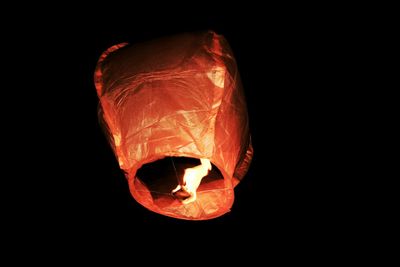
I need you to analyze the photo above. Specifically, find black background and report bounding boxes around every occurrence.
[12,6,353,247]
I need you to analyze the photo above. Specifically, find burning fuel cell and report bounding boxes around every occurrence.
[172,158,212,204]
[94,31,253,220]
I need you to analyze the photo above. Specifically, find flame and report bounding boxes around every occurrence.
[172,158,212,204]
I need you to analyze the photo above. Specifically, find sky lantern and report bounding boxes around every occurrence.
[94,31,253,220]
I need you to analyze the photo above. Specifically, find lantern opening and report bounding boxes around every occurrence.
[135,157,225,204]
[133,156,229,219]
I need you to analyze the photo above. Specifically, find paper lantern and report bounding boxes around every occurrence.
[94,31,253,220]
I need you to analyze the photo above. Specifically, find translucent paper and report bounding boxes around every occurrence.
[94,31,253,220]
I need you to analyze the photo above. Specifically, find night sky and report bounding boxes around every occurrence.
[19,7,348,245]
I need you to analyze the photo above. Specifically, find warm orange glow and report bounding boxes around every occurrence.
[95,31,253,220]
[172,158,212,204]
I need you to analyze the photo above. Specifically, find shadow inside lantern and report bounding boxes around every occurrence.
[136,157,225,208]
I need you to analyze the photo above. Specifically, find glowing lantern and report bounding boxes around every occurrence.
[94,31,253,220]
